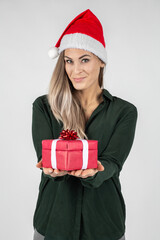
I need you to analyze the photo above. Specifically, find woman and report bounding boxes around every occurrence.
[32,9,138,240]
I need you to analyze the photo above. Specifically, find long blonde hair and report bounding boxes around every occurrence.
[47,50,105,140]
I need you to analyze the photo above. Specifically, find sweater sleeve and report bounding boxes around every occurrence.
[32,97,65,182]
[79,106,138,189]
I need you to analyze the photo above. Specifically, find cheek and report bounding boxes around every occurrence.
[65,65,71,75]
[86,64,99,77]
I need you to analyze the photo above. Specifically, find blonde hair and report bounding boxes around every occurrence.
[47,50,105,140]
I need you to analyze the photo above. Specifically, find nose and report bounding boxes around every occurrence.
[73,62,83,74]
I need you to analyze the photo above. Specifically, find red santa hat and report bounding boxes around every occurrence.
[48,9,107,64]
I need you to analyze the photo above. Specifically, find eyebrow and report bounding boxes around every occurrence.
[64,54,91,59]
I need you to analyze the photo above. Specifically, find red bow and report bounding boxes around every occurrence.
[59,129,79,140]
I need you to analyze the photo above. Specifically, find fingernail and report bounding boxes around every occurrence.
[49,169,53,173]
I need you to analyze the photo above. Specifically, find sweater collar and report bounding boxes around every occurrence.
[45,88,113,104]
[102,88,113,102]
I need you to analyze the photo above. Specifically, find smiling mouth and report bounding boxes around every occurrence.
[73,77,86,82]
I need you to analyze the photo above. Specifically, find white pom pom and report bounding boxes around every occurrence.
[48,47,59,59]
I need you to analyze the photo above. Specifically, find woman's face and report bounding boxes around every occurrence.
[64,48,105,90]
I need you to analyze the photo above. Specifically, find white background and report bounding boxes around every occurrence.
[0,0,160,239]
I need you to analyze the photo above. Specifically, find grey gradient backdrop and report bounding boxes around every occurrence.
[0,0,160,239]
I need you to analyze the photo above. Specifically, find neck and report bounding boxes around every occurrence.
[76,86,103,106]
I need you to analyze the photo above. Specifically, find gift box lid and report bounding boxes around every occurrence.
[42,139,98,151]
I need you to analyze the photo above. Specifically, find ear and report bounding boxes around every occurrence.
[100,61,105,68]
[102,63,105,68]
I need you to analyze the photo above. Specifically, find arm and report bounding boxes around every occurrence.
[79,106,138,189]
[32,97,65,182]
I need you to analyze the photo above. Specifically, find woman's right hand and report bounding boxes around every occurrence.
[36,159,68,177]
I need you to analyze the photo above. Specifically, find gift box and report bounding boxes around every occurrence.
[42,129,98,171]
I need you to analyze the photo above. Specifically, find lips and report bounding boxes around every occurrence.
[74,77,85,82]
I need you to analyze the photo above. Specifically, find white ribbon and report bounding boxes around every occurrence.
[81,139,89,169]
[51,139,89,169]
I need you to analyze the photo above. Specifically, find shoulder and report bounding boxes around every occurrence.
[110,95,138,118]
[113,95,137,109]
[32,94,49,108]
[103,88,137,114]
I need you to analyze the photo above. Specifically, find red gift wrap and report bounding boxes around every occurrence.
[42,129,98,171]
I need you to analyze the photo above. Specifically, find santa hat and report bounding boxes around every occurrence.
[48,9,107,64]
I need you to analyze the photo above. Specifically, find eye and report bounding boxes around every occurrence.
[82,58,89,63]
[65,59,72,64]
[64,58,90,64]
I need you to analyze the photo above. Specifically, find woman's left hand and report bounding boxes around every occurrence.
[67,160,104,178]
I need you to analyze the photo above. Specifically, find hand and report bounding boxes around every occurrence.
[67,160,104,178]
[36,159,68,177]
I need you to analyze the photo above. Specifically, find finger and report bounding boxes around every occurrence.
[97,161,104,171]
[43,167,54,175]
[54,169,67,175]
[68,170,79,175]
[70,170,76,175]
[97,164,104,171]
[36,160,42,168]
[97,160,102,166]
[81,169,93,177]
[54,169,61,174]
[81,169,98,178]
[82,169,91,175]
[75,169,83,176]
[51,169,67,177]
[50,172,62,177]
[61,170,68,174]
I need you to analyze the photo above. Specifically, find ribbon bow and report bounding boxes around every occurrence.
[58,129,79,140]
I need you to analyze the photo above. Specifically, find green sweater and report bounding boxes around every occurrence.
[32,88,138,240]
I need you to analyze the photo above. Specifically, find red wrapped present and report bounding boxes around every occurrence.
[42,129,98,171]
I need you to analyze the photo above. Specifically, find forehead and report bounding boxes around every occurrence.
[64,48,94,57]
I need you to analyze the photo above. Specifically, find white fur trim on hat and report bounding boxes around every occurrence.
[59,33,107,64]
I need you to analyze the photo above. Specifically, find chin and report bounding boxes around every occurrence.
[73,85,84,91]
[72,82,85,88]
